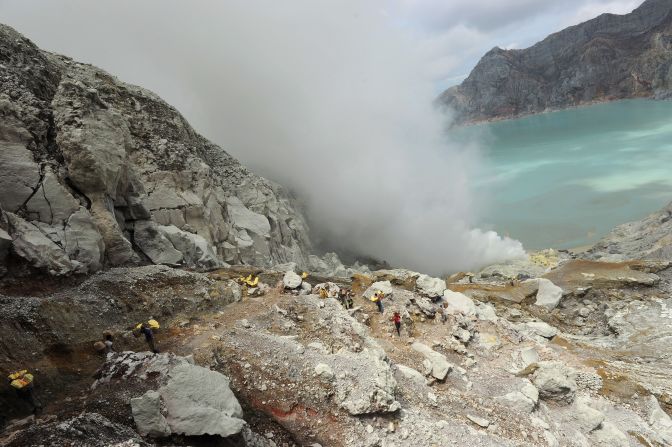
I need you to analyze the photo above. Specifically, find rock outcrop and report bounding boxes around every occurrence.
[94,352,245,439]
[585,201,672,261]
[0,23,311,276]
[4,257,672,446]
[440,0,672,123]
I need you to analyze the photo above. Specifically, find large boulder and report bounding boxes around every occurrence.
[531,361,577,405]
[495,379,539,413]
[442,289,476,316]
[0,120,41,212]
[571,396,605,434]
[161,363,245,437]
[415,274,446,298]
[225,196,271,239]
[97,352,245,439]
[590,421,629,447]
[283,270,303,289]
[64,208,105,271]
[131,390,171,437]
[134,221,184,265]
[476,257,549,281]
[157,225,221,269]
[5,212,78,275]
[520,321,558,340]
[646,395,672,444]
[534,278,564,310]
[411,342,453,381]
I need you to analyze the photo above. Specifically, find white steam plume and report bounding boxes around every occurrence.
[1,0,526,274]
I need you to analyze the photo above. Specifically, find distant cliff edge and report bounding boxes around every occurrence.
[440,0,672,124]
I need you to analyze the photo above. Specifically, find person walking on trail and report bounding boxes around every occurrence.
[439,302,448,324]
[391,311,402,336]
[8,370,42,415]
[371,290,385,313]
[346,289,354,309]
[338,288,348,307]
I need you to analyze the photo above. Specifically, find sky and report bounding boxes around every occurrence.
[0,0,645,273]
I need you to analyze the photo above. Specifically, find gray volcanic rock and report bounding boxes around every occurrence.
[440,0,672,123]
[98,352,246,439]
[0,23,311,275]
[585,201,672,261]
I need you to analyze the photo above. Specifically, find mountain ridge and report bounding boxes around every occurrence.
[440,0,672,123]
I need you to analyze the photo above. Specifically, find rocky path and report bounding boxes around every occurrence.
[3,257,672,446]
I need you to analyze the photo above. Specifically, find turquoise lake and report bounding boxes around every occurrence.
[455,99,672,250]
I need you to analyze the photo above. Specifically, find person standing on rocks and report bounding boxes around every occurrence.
[391,311,402,336]
[346,289,354,309]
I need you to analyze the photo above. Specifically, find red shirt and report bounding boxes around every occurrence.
[393,314,401,324]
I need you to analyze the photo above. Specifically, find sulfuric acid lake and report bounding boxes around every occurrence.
[456,99,672,250]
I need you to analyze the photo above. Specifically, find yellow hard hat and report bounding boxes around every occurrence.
[148,319,160,329]
[301,272,308,279]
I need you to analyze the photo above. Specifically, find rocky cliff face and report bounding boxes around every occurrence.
[440,0,672,123]
[0,24,312,276]
[584,201,672,261]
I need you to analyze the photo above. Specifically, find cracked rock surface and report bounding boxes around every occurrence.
[0,23,312,276]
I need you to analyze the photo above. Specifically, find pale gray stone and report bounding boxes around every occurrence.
[646,395,672,444]
[161,363,245,437]
[411,342,453,380]
[157,225,220,269]
[415,274,446,298]
[24,167,80,224]
[467,414,490,428]
[6,212,77,275]
[131,390,171,437]
[134,221,183,265]
[522,321,558,339]
[590,421,629,447]
[531,361,577,404]
[572,396,605,433]
[534,278,564,310]
[442,289,476,316]
[283,270,303,289]
[64,208,105,273]
[0,126,40,212]
[226,196,271,237]
[395,364,427,386]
